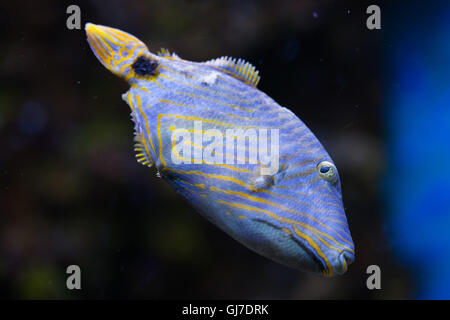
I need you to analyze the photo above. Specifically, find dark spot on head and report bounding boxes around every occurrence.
[131,55,158,76]
[320,166,330,174]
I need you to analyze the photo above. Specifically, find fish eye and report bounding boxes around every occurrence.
[317,161,338,183]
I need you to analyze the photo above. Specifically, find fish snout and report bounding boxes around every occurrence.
[329,249,355,276]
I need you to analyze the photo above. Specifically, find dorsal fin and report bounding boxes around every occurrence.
[133,133,153,167]
[204,56,260,87]
[157,48,180,59]
[157,48,171,57]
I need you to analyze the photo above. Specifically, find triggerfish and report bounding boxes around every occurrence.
[85,23,355,276]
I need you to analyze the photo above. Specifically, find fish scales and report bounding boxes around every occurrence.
[86,23,355,276]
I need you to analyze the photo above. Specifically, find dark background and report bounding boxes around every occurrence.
[0,0,425,299]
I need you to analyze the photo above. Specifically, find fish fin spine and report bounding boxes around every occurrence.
[205,56,261,87]
[157,48,180,59]
[133,134,154,167]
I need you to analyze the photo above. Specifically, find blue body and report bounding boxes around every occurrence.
[86,23,355,276]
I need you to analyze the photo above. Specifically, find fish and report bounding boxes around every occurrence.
[85,23,355,276]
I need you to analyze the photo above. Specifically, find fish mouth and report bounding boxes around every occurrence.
[331,250,355,276]
[310,249,354,277]
[85,23,148,76]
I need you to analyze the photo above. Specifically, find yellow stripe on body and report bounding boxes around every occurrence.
[217,199,333,276]
[167,124,263,164]
[159,99,281,125]
[210,186,354,253]
[174,178,205,189]
[305,182,342,203]
[187,139,264,166]
[272,175,321,190]
[163,167,254,190]
[171,134,346,224]
[283,167,317,181]
[170,134,254,174]
[156,112,349,240]
[175,179,197,195]
[158,110,276,170]
[274,174,341,199]
[292,225,332,277]
[280,138,320,152]
[163,142,348,233]
[157,113,261,167]
[175,90,255,112]
[158,62,260,98]
[254,176,347,220]
[131,83,149,93]
[163,56,257,87]
[151,78,166,90]
[133,95,157,158]
[159,113,258,129]
[281,139,322,161]
[159,73,261,104]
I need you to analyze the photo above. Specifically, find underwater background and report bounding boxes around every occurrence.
[0,0,448,299]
